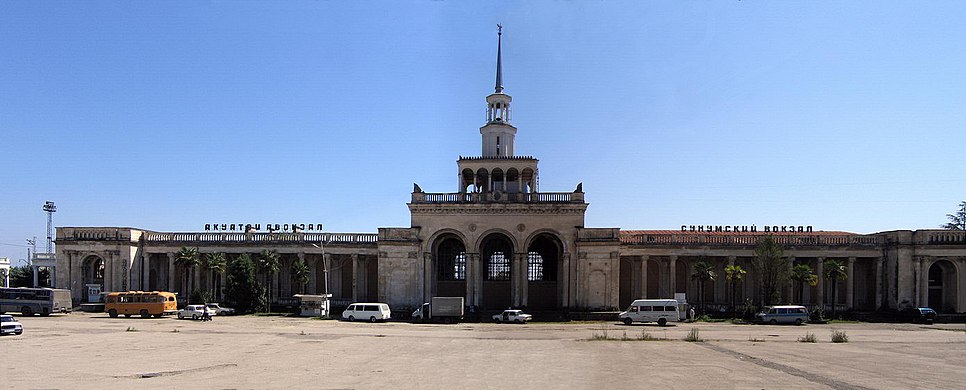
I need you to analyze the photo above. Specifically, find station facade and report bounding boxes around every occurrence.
[53,31,966,315]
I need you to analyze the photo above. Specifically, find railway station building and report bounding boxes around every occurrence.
[53,31,966,316]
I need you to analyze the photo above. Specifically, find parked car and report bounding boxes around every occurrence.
[178,304,213,320]
[1,314,23,336]
[342,303,391,322]
[902,307,938,324]
[206,303,236,316]
[492,309,532,324]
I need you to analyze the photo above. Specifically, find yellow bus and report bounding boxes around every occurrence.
[104,291,178,318]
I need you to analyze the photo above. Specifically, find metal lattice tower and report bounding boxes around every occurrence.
[43,201,56,254]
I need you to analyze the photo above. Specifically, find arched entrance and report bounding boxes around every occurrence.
[928,260,958,313]
[480,233,513,310]
[81,255,105,302]
[433,234,467,299]
[527,233,562,310]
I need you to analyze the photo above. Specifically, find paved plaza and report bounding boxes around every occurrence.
[2,312,965,389]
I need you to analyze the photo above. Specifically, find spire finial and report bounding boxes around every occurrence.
[495,24,504,94]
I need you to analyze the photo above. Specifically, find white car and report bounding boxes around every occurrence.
[206,303,235,315]
[492,309,532,324]
[177,305,214,320]
[1,314,24,336]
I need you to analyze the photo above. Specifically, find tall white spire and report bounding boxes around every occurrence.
[481,25,516,157]
[495,24,504,94]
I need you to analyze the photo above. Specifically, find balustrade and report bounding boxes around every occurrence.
[621,233,883,247]
[414,191,579,204]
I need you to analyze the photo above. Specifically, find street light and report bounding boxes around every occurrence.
[311,239,333,319]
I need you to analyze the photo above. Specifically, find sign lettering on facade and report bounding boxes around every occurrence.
[680,225,813,233]
[204,223,324,232]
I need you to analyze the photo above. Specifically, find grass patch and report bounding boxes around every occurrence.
[830,329,849,343]
[126,326,138,332]
[748,337,764,342]
[798,332,817,343]
[684,328,703,342]
[171,328,180,333]
[591,323,611,340]
[827,319,861,324]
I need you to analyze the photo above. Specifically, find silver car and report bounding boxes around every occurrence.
[1,314,24,336]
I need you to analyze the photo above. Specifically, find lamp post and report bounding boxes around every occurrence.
[311,238,333,319]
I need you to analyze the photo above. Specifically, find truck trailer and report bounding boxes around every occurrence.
[411,297,464,323]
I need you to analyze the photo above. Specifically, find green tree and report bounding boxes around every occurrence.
[8,265,33,287]
[724,264,747,318]
[690,260,716,315]
[174,247,200,295]
[225,253,264,314]
[943,201,966,230]
[257,249,281,310]
[291,257,310,294]
[752,236,789,306]
[200,252,227,299]
[823,259,848,318]
[789,263,818,306]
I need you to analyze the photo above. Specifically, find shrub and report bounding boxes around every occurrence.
[831,329,849,343]
[810,307,826,322]
[126,327,137,332]
[684,328,702,342]
[638,330,653,341]
[798,332,816,343]
[591,323,611,340]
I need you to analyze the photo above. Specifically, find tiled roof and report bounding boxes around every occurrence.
[620,230,858,236]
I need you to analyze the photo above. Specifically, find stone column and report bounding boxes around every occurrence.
[167,253,176,292]
[322,253,333,298]
[33,264,39,288]
[519,253,528,307]
[510,253,521,307]
[307,253,317,294]
[785,257,796,304]
[846,257,855,309]
[640,255,649,299]
[875,257,883,309]
[351,254,360,301]
[816,257,825,309]
[916,256,941,310]
[105,251,114,293]
[561,252,571,308]
[142,253,151,291]
[669,256,678,296]
[470,253,481,307]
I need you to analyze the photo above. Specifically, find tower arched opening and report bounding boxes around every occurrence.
[81,255,105,302]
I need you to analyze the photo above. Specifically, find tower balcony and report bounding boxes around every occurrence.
[411,191,584,204]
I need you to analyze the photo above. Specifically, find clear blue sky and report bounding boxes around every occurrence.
[2,1,964,263]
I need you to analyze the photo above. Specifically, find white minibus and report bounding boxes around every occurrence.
[342,303,391,323]
[618,299,680,326]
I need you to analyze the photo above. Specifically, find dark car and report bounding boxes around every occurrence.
[902,307,937,324]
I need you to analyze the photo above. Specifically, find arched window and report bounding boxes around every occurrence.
[482,235,512,281]
[436,238,466,281]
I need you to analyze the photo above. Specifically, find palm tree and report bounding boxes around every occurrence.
[789,263,818,306]
[823,259,848,318]
[690,260,716,316]
[291,257,310,294]
[174,247,200,296]
[257,250,281,309]
[201,252,227,300]
[724,264,747,318]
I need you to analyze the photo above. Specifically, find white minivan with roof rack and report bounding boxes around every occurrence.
[342,303,391,323]
[618,299,681,326]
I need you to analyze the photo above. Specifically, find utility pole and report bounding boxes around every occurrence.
[43,201,56,253]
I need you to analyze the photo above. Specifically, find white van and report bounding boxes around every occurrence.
[756,305,808,325]
[342,303,391,323]
[618,299,681,326]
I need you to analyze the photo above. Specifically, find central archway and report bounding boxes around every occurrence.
[527,233,562,310]
[928,260,958,313]
[81,255,105,302]
[480,233,513,310]
[433,234,467,299]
